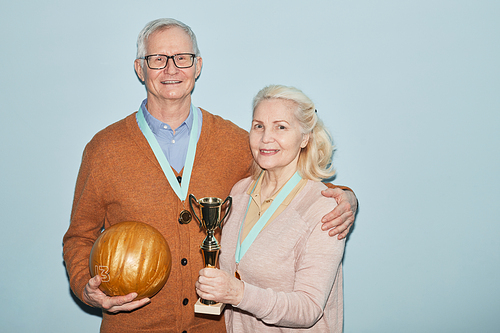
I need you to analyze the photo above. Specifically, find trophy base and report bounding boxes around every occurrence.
[194,298,225,315]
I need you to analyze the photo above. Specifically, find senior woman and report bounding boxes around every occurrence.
[195,85,346,332]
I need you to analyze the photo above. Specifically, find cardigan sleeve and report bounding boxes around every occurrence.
[63,144,106,304]
[234,218,345,327]
[325,182,354,194]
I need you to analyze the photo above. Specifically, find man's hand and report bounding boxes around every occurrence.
[195,268,244,306]
[321,188,358,239]
[83,275,151,313]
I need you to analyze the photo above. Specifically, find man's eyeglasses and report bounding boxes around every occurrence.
[139,53,196,69]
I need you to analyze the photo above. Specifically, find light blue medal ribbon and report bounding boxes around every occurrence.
[235,171,302,264]
[136,107,198,202]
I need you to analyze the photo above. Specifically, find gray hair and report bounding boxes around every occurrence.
[136,18,201,60]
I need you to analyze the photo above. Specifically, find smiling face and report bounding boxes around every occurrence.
[134,26,202,108]
[250,98,310,178]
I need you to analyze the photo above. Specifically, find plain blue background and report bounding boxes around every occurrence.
[1,1,499,332]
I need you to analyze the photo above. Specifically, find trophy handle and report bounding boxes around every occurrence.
[219,196,232,226]
[189,194,202,225]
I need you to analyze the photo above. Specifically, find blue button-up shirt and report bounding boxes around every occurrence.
[139,99,202,172]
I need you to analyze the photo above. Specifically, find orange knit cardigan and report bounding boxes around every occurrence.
[63,109,252,332]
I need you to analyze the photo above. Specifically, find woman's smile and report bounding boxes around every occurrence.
[250,98,309,178]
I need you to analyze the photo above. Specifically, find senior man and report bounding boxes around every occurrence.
[63,18,357,333]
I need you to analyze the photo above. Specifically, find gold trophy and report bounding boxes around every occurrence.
[189,194,232,315]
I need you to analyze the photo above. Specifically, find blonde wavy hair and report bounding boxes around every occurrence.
[250,85,336,182]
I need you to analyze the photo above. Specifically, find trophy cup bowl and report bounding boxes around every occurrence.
[189,194,232,315]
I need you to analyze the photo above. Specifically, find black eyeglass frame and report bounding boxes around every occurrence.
[139,53,197,69]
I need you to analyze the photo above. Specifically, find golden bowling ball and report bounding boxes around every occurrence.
[89,221,172,299]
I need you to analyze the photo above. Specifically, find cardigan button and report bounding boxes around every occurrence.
[181,258,188,266]
[183,298,189,306]
[176,176,182,184]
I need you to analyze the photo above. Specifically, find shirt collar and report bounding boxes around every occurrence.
[246,171,308,207]
[140,99,194,134]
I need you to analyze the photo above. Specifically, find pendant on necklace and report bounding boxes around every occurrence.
[178,210,192,224]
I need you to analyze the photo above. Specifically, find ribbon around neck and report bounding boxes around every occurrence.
[136,107,198,202]
[235,171,302,264]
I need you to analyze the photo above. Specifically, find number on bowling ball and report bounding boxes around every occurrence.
[95,265,110,282]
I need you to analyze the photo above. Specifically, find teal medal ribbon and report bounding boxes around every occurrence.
[136,107,198,202]
[235,171,302,264]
